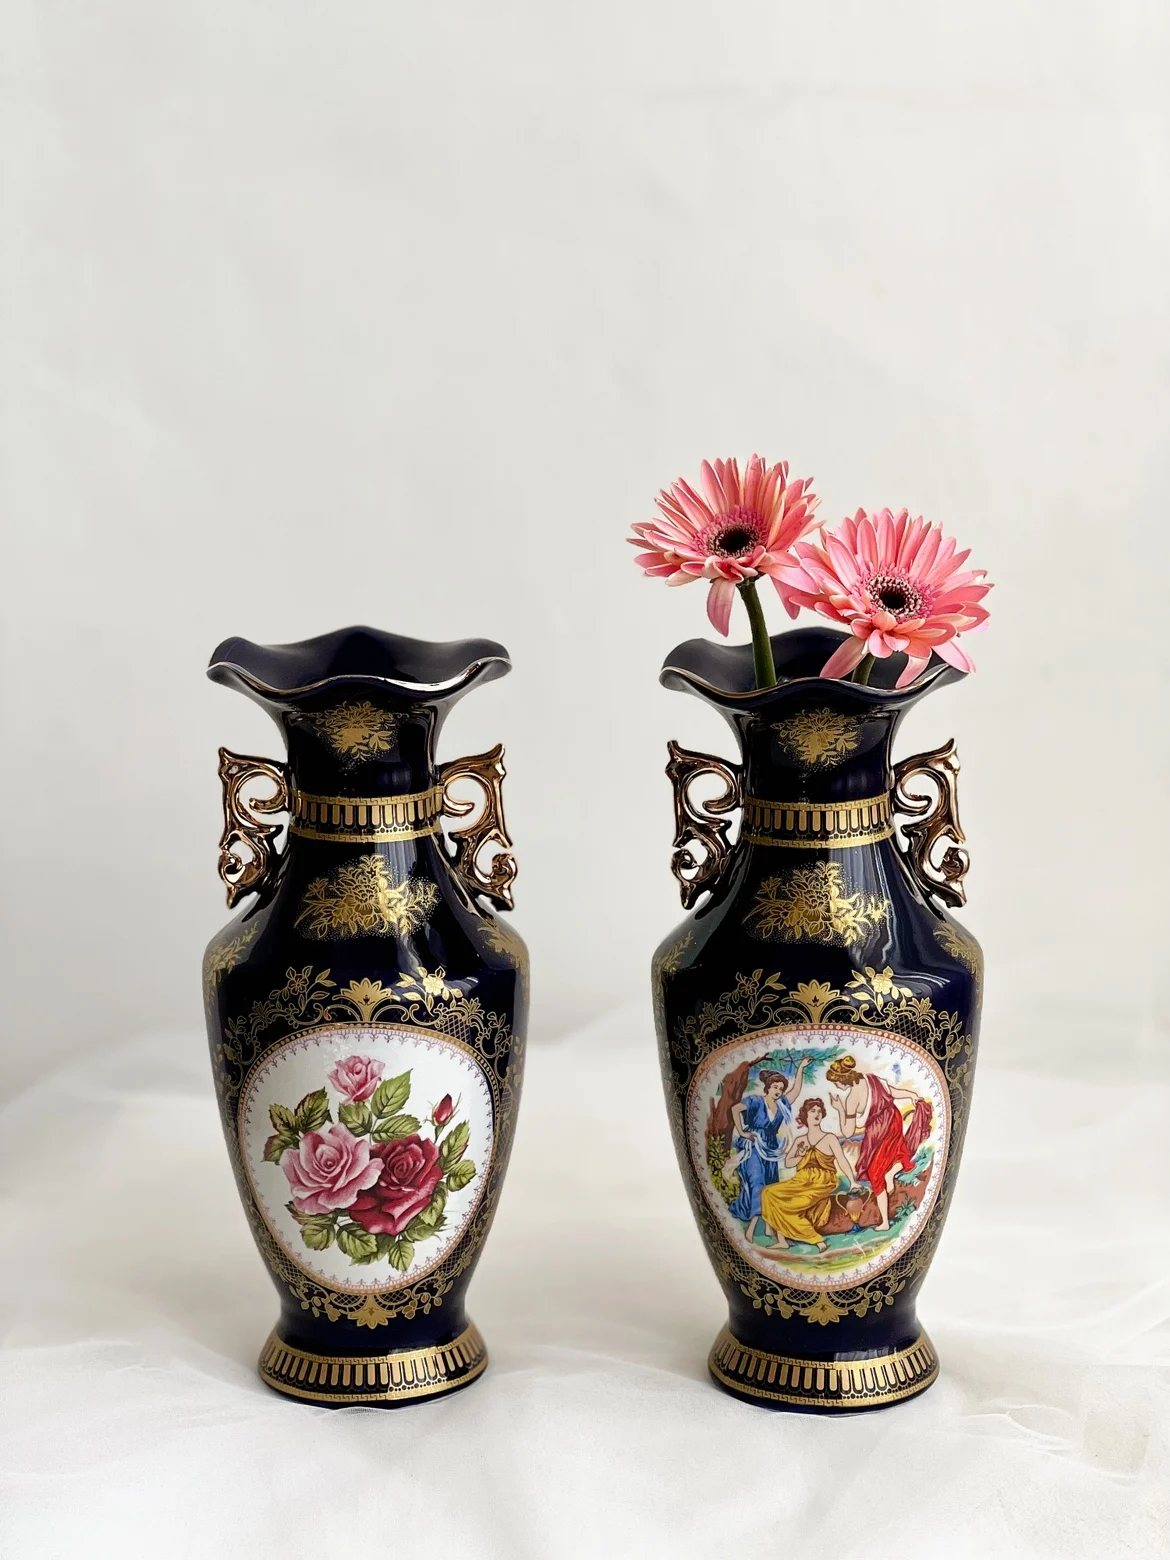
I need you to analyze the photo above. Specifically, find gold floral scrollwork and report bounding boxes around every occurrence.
[893,739,970,909]
[745,862,889,949]
[299,701,399,764]
[773,708,864,769]
[217,749,290,908]
[296,855,439,940]
[666,741,743,910]
[438,744,517,912]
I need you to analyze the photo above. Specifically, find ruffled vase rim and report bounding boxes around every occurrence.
[207,625,511,703]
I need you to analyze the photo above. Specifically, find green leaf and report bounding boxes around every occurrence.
[293,1088,331,1133]
[264,1128,299,1163]
[371,1071,411,1118]
[299,1217,336,1251]
[269,1102,297,1132]
[371,1113,421,1143]
[404,1185,448,1241]
[438,1121,470,1171]
[385,1237,415,1273]
[405,1211,447,1242]
[445,1158,476,1192]
[336,1223,379,1263]
[374,1234,397,1259]
[338,1100,373,1135]
[285,1204,338,1249]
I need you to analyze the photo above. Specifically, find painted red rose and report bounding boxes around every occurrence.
[349,1135,444,1236]
[433,1094,455,1127]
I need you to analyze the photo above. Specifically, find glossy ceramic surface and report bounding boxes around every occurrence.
[204,627,527,1406]
[653,627,982,1413]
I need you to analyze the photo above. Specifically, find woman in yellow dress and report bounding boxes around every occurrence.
[759,1098,861,1253]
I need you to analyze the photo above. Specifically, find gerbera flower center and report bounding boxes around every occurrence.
[866,570,925,619]
[700,505,765,558]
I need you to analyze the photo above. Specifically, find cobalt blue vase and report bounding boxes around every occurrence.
[203,627,527,1406]
[653,627,981,1413]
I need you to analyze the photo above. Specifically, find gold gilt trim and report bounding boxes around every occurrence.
[742,791,892,850]
[289,785,444,843]
[708,1327,937,1409]
[258,1321,488,1404]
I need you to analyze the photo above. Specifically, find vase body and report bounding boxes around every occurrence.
[653,628,981,1413]
[203,628,527,1407]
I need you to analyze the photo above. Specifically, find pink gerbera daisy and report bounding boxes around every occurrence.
[628,456,819,635]
[778,508,992,687]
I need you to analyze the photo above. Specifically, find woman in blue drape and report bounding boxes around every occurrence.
[728,1057,810,1244]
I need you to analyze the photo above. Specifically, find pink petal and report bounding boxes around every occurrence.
[820,636,869,679]
[706,579,736,636]
[895,654,932,688]
[670,480,717,530]
[824,533,862,589]
[768,572,803,618]
[933,637,976,673]
[742,453,764,515]
[698,461,725,514]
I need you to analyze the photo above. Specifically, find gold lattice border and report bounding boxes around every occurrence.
[661,968,974,1326]
[215,966,523,1328]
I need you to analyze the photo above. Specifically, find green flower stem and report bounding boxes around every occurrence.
[738,577,777,689]
[852,652,877,686]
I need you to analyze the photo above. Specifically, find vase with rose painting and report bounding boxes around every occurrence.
[203,626,527,1407]
[652,625,982,1413]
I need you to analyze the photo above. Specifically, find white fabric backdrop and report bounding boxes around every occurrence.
[1,1023,1168,1557]
[2,2,1169,1555]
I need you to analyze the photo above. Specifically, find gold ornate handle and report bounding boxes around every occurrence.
[217,748,290,908]
[438,743,517,912]
[893,738,969,909]
[666,740,743,910]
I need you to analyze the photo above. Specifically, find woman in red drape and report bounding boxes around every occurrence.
[826,1057,932,1231]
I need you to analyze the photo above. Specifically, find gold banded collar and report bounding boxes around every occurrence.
[289,785,443,843]
[741,791,893,850]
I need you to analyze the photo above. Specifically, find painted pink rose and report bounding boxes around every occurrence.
[349,1135,445,1237]
[327,1054,385,1102]
[282,1123,382,1214]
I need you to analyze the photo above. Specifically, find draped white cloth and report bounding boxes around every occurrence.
[1,1013,1166,1559]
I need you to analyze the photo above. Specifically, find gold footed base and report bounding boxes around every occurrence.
[708,1326,938,1412]
[258,1320,488,1407]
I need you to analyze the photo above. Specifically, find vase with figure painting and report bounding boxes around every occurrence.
[202,626,527,1407]
[652,625,982,1413]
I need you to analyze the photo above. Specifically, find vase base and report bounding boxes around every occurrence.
[257,1320,488,1408]
[708,1325,938,1413]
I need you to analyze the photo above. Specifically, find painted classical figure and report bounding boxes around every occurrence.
[759,1098,860,1252]
[826,1055,933,1231]
[725,1057,811,1244]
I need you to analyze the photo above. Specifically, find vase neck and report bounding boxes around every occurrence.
[736,704,901,806]
[276,700,447,859]
[280,701,439,795]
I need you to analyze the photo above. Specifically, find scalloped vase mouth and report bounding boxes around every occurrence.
[660,625,964,711]
[207,625,511,707]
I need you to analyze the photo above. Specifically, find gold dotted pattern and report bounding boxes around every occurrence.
[289,785,444,843]
[708,1326,937,1409]
[742,792,893,849]
[258,1321,488,1404]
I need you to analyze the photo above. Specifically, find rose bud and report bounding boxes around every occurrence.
[433,1095,455,1127]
